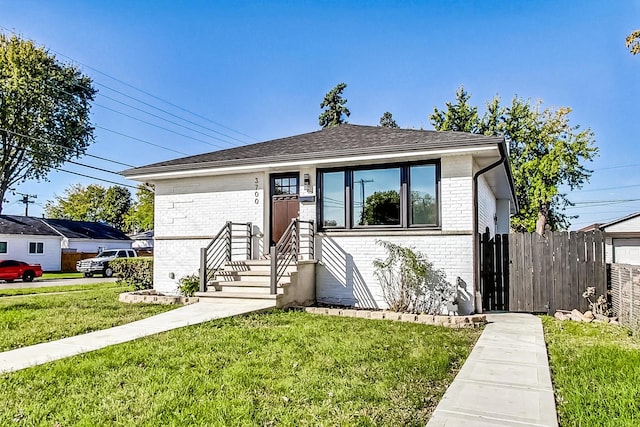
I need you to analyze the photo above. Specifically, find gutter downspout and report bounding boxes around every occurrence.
[472,142,508,313]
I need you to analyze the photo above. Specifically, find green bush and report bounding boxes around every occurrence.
[110,257,153,290]
[179,274,200,297]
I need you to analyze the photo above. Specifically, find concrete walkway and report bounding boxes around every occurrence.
[0,299,275,373]
[427,313,558,427]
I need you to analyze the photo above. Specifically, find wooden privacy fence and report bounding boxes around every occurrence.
[480,230,607,313]
[610,263,640,331]
[61,252,97,272]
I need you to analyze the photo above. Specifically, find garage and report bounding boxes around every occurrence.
[612,238,640,265]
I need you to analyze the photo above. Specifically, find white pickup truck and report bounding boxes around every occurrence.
[76,249,137,277]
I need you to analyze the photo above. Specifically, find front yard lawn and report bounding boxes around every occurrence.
[0,281,123,297]
[543,317,640,427]
[0,285,176,352]
[0,311,480,426]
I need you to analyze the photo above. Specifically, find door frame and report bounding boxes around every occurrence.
[269,172,300,245]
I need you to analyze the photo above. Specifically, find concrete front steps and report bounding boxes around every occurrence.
[194,260,292,306]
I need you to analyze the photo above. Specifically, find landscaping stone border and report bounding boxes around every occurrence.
[297,306,486,328]
[119,290,199,305]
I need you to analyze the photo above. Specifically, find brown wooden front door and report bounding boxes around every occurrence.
[271,173,299,245]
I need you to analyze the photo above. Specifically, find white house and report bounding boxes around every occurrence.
[0,215,62,271]
[592,212,640,265]
[43,218,132,253]
[123,124,516,314]
[0,216,133,271]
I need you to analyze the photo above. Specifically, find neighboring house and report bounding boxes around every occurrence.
[129,230,154,250]
[123,124,517,314]
[582,212,640,265]
[0,215,132,271]
[0,215,62,271]
[43,218,132,253]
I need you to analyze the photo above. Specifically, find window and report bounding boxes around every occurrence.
[28,242,44,254]
[0,242,6,254]
[318,161,439,229]
[272,176,299,195]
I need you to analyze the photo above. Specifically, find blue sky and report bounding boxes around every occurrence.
[1,0,639,229]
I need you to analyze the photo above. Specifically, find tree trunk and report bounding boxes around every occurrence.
[536,203,550,235]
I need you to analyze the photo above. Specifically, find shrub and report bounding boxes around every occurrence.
[179,274,200,297]
[373,240,454,314]
[111,257,153,290]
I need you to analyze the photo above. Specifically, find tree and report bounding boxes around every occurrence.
[360,190,400,225]
[0,33,96,213]
[379,111,399,128]
[431,87,597,233]
[45,183,133,230]
[319,82,350,128]
[124,184,154,232]
[626,30,640,54]
[102,186,132,231]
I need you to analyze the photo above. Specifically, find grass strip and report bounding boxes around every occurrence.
[41,272,84,280]
[542,316,640,427]
[0,310,480,426]
[0,281,124,297]
[0,286,176,352]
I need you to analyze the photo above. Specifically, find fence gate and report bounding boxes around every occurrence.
[479,230,509,311]
[480,229,607,314]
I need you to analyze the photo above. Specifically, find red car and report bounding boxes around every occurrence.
[0,260,43,282]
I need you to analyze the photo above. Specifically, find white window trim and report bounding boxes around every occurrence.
[28,241,45,255]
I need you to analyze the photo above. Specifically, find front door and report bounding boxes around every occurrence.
[271,173,299,245]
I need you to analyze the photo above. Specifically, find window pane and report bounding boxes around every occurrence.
[321,171,345,227]
[29,242,36,253]
[410,165,437,225]
[0,242,6,253]
[354,167,401,226]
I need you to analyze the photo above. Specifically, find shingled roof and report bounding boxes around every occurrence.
[122,124,505,177]
[0,215,59,236]
[0,215,131,240]
[43,219,131,240]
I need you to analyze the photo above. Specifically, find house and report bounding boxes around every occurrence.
[0,215,132,271]
[129,230,154,250]
[123,124,517,314]
[0,215,63,271]
[587,212,640,265]
[43,218,132,253]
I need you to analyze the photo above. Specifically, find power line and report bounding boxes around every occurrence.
[0,25,258,142]
[95,126,189,155]
[55,168,138,189]
[95,83,249,144]
[0,126,135,167]
[570,183,640,193]
[594,163,640,171]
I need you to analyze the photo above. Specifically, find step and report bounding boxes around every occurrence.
[210,284,286,294]
[215,271,290,282]
[221,261,297,274]
[195,291,282,301]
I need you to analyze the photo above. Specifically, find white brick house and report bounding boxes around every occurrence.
[123,124,516,314]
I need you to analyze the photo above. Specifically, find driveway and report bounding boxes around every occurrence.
[0,277,118,290]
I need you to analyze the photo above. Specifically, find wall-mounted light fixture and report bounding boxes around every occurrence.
[303,173,311,186]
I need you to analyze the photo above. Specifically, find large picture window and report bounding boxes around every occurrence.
[318,161,439,230]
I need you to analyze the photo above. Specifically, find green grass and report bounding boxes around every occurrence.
[0,311,480,426]
[542,317,640,427]
[0,286,176,352]
[41,272,84,279]
[0,281,122,297]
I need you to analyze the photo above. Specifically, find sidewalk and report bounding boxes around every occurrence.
[427,313,558,427]
[0,299,275,373]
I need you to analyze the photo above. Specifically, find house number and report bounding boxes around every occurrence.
[254,178,259,204]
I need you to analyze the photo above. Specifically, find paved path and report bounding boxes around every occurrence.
[0,299,275,373]
[0,277,117,290]
[427,313,558,427]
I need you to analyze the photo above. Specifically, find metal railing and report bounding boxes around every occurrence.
[199,221,252,292]
[269,219,314,294]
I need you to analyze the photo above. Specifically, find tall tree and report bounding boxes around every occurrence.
[0,33,96,213]
[379,111,399,128]
[431,87,597,233]
[45,183,133,230]
[319,82,350,128]
[125,184,154,232]
[102,186,132,231]
[626,30,640,54]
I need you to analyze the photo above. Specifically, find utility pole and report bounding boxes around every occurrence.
[13,191,37,216]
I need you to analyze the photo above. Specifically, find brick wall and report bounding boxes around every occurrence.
[477,174,497,236]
